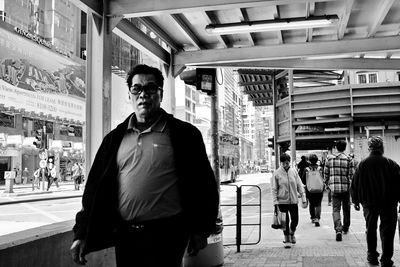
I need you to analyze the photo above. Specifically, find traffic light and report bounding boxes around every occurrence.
[33,130,44,149]
[47,156,54,164]
[33,129,47,149]
[180,68,216,95]
[268,136,275,150]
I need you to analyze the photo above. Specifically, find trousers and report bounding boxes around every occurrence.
[332,192,351,233]
[115,214,189,267]
[363,204,397,267]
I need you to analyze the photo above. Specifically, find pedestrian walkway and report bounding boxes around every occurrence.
[222,194,400,267]
[0,181,83,204]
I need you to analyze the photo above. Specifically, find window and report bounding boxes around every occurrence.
[185,86,191,97]
[368,73,377,83]
[185,99,191,109]
[185,113,191,122]
[358,74,366,84]
[357,72,378,84]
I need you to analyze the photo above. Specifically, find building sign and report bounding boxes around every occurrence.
[0,22,85,122]
[6,135,22,144]
[220,133,239,145]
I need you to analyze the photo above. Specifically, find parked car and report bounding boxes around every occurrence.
[260,165,269,173]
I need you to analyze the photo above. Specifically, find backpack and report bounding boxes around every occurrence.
[306,167,324,193]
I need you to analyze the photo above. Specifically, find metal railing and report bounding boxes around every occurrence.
[221,184,262,252]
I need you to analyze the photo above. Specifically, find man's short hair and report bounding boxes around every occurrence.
[368,136,384,151]
[280,153,291,163]
[126,64,164,89]
[335,140,347,152]
[309,154,318,164]
[301,155,306,161]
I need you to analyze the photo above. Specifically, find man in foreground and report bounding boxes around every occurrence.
[70,64,219,266]
[351,136,400,267]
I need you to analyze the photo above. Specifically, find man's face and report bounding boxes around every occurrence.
[129,74,163,122]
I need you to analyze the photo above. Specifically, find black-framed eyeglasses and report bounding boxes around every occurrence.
[129,83,162,96]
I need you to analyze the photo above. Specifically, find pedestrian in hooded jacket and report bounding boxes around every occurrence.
[271,153,306,248]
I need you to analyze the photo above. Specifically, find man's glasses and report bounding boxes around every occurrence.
[129,83,162,96]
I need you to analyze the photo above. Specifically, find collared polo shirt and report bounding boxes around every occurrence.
[116,112,182,222]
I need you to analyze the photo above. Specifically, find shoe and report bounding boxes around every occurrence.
[343,229,349,234]
[336,232,342,241]
[367,258,379,265]
[380,260,395,267]
[283,235,291,248]
[290,233,296,244]
[315,222,320,227]
[311,218,316,223]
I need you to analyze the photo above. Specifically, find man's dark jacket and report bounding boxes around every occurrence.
[73,112,219,255]
[350,152,400,208]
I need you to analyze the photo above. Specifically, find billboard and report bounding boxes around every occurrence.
[0,22,85,122]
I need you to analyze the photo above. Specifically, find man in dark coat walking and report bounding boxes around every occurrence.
[351,136,400,267]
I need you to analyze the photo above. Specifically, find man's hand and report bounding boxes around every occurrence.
[354,204,360,211]
[70,239,87,265]
[187,234,208,256]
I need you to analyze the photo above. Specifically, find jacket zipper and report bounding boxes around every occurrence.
[287,169,291,203]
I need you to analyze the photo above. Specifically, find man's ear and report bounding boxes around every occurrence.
[128,92,131,100]
[159,89,163,102]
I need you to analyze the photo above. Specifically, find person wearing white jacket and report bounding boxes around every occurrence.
[271,153,307,248]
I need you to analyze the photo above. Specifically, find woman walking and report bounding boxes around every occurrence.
[271,153,307,248]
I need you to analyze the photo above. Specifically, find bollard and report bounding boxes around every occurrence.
[4,171,16,193]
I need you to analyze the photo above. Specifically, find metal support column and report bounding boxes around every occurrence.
[288,70,296,165]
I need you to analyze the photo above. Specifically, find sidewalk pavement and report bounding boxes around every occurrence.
[222,192,400,267]
[0,181,83,204]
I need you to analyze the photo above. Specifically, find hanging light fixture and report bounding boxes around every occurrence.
[205,15,339,35]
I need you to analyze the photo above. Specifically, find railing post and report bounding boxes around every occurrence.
[236,186,242,252]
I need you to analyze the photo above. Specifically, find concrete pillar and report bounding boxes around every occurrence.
[85,11,112,169]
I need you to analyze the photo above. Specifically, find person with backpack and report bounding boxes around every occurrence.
[324,140,355,242]
[301,154,324,227]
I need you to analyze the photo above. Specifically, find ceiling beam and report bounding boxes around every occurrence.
[305,2,315,42]
[253,102,273,106]
[272,5,283,43]
[368,0,396,37]
[337,0,354,39]
[249,97,273,101]
[174,36,400,65]
[243,89,272,94]
[201,58,400,70]
[113,19,170,64]
[170,14,203,50]
[204,11,229,48]
[109,0,339,17]
[137,17,181,52]
[239,80,272,86]
[237,69,275,75]
[71,0,102,16]
[239,8,255,46]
